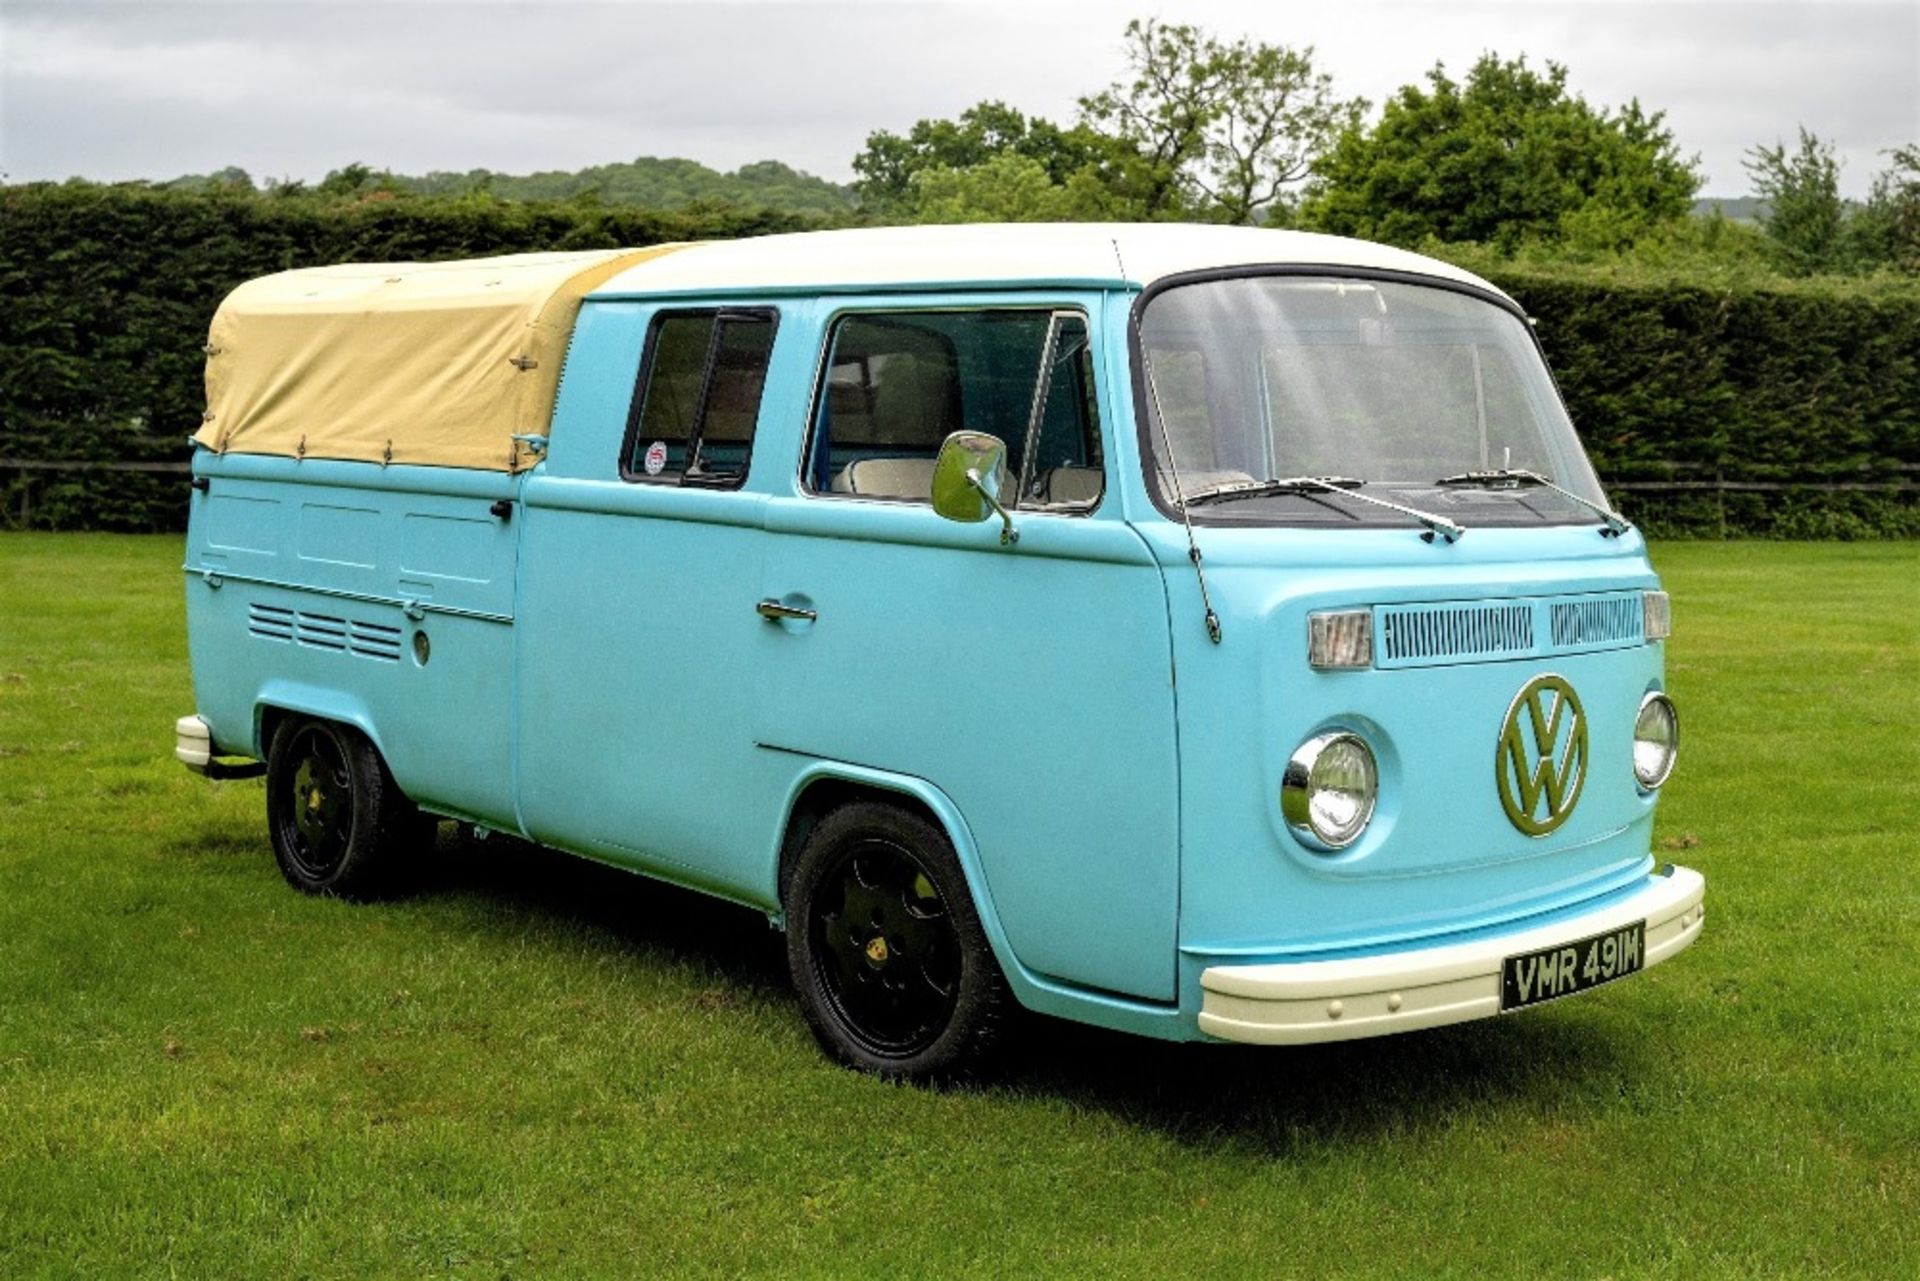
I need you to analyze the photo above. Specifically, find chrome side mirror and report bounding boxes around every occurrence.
[931,431,1018,545]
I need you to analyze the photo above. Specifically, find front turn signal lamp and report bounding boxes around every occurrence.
[1282,731,1379,850]
[1643,590,1672,642]
[1308,610,1373,669]
[1633,692,1679,789]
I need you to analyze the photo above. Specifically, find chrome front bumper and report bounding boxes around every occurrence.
[1198,865,1705,1045]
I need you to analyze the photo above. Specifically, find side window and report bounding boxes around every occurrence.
[622,309,776,486]
[806,309,1103,510]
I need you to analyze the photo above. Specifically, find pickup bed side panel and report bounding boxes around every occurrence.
[183,456,522,828]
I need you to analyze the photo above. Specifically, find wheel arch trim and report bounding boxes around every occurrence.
[770,761,1009,956]
[767,757,1186,1036]
[252,681,390,764]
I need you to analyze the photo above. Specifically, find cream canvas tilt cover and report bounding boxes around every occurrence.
[198,246,687,472]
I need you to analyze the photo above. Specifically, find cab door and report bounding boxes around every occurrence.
[516,302,779,898]
[753,293,1181,1002]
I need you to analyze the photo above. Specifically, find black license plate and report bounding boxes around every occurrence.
[1500,921,1645,1011]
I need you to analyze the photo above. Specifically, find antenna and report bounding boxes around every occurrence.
[1114,237,1219,644]
[1135,317,1223,645]
[1115,240,1220,644]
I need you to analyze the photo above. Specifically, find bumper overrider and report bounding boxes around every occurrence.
[175,714,266,780]
[1198,865,1705,1045]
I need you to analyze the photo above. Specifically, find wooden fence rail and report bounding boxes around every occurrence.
[0,459,193,473]
[1,457,1914,531]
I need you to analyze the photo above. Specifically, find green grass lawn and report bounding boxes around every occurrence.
[1,534,1914,1279]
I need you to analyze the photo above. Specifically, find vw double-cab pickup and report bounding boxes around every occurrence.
[176,225,1703,1078]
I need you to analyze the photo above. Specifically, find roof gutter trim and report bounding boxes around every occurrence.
[587,275,1134,302]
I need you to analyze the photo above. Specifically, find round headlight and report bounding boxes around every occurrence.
[1633,692,1679,789]
[1282,731,1379,850]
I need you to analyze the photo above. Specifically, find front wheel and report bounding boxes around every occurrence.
[785,801,1010,1081]
[265,716,432,899]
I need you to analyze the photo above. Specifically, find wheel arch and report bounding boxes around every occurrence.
[769,759,1198,1039]
[771,762,1026,996]
[252,681,391,767]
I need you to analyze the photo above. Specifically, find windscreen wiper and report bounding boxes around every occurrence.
[1436,468,1630,536]
[1185,475,1464,544]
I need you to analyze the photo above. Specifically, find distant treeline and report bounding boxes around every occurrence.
[3,183,1915,537]
[163,157,858,218]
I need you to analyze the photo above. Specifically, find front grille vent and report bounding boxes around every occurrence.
[247,602,399,662]
[1549,596,1643,649]
[1379,602,1533,665]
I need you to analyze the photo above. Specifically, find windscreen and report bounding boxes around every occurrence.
[1138,276,1609,527]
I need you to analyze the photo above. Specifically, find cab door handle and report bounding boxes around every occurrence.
[757,598,817,623]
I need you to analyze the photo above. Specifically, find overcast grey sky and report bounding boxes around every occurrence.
[3,0,1915,197]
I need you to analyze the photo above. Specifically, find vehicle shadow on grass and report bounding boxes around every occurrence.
[415,829,793,1002]
[270,827,1647,1153]
[992,1008,1648,1155]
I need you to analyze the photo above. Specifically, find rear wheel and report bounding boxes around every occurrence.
[785,801,1010,1081]
[265,716,431,898]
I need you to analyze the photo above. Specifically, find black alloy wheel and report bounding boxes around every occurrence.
[281,724,353,881]
[265,716,431,899]
[786,801,1009,1080]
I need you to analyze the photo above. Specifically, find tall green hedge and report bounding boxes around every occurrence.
[4,184,1916,535]
[0,185,813,530]
[1474,264,1920,537]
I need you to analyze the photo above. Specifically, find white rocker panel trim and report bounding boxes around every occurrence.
[1198,865,1705,1045]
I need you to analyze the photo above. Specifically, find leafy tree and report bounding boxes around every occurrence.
[1079,18,1363,224]
[1303,55,1698,250]
[851,101,1125,215]
[853,22,1360,225]
[319,163,376,196]
[903,154,1077,223]
[1743,129,1847,274]
[160,166,257,194]
[901,153,1146,224]
[1850,144,1920,273]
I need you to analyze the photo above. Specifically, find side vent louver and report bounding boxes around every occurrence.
[247,603,295,641]
[347,619,404,662]
[247,603,400,661]
[295,612,348,651]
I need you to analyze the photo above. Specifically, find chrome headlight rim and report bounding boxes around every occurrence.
[1281,730,1379,851]
[1633,691,1680,790]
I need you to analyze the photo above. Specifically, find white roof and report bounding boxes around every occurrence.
[593,223,1505,300]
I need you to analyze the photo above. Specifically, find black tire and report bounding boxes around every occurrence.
[785,801,1011,1081]
[264,716,433,899]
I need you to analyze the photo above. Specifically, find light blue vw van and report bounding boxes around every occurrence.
[176,224,1703,1078]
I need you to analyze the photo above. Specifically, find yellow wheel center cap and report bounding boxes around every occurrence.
[307,788,323,813]
[864,936,890,965]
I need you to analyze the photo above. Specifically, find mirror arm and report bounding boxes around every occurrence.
[966,468,1020,546]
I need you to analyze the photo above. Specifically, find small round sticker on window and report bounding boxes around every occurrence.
[642,440,668,475]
